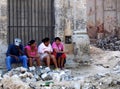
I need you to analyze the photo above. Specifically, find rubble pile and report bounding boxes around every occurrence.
[0,67,79,89]
[96,36,120,51]
[82,72,120,89]
[0,46,119,89]
[0,63,119,89]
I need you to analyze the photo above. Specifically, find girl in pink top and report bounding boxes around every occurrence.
[25,40,41,67]
[52,37,66,69]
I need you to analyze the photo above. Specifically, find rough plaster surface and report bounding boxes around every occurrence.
[0,0,90,69]
[0,0,7,69]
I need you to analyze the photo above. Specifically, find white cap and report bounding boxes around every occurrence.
[14,38,21,46]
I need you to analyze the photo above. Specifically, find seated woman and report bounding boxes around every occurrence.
[25,40,42,70]
[52,37,67,69]
[38,37,58,70]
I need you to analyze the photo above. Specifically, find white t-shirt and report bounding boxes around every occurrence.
[38,43,53,54]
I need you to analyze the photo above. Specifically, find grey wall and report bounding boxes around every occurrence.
[0,0,7,69]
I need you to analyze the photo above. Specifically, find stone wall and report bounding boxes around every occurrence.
[54,0,90,63]
[54,0,87,41]
[0,0,89,69]
[54,0,73,41]
[0,0,7,69]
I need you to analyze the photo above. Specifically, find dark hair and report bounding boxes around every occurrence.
[55,37,61,41]
[28,40,36,45]
[42,37,50,43]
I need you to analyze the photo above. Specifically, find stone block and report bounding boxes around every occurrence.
[65,44,74,54]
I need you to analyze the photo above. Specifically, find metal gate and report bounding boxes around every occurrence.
[8,0,55,45]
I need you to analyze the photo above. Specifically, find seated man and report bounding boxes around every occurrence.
[6,38,28,71]
[25,40,42,70]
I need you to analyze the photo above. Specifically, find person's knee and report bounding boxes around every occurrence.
[51,55,55,59]
[23,55,27,58]
[22,55,27,60]
[46,56,50,60]
[36,57,40,60]
[6,56,11,59]
[28,58,32,61]
[6,56,12,61]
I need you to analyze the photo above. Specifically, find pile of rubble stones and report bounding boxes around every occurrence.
[0,65,119,89]
[96,36,120,51]
[0,67,77,89]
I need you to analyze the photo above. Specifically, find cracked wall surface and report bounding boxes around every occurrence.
[87,0,120,41]
[0,0,88,69]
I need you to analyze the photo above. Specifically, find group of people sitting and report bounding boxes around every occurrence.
[6,37,68,71]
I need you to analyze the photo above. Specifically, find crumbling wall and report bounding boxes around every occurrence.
[0,0,7,69]
[54,0,87,41]
[54,0,74,41]
[87,0,120,42]
[54,0,90,63]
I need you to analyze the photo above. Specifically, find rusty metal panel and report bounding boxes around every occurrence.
[104,11,117,35]
[104,0,116,11]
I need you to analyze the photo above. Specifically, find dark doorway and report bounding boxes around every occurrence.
[8,0,55,45]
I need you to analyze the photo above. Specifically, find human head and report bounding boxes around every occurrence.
[55,37,61,45]
[14,38,21,46]
[42,37,50,46]
[28,40,36,47]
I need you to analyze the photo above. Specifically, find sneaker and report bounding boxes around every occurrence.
[39,66,43,69]
[55,68,60,71]
[45,67,51,72]
[32,66,35,70]
[29,66,35,71]
[29,67,33,71]
[60,67,65,70]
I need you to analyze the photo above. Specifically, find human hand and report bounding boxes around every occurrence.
[44,51,50,54]
[35,54,40,58]
[13,56,19,61]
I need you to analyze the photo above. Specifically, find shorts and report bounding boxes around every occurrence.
[40,53,49,61]
[56,53,63,58]
[53,52,66,59]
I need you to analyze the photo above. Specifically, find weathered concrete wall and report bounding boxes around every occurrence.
[87,0,120,41]
[54,0,73,41]
[117,0,120,30]
[0,0,7,69]
[54,0,88,53]
[0,0,89,69]
[54,0,87,39]
[54,0,74,53]
[55,0,90,63]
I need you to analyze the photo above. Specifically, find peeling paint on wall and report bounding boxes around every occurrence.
[87,0,120,41]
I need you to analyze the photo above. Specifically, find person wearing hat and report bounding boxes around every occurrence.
[6,38,28,71]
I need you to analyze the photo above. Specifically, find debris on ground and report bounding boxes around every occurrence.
[0,46,120,89]
[96,35,120,51]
